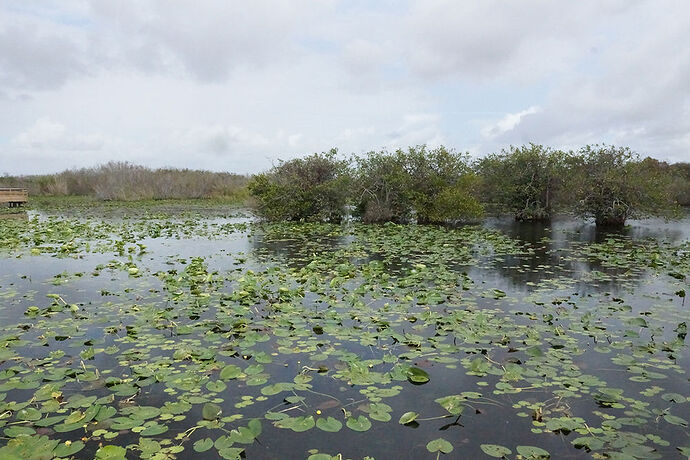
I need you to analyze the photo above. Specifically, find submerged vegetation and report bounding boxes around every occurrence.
[0,201,688,459]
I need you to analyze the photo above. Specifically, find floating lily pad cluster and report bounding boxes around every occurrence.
[0,204,688,459]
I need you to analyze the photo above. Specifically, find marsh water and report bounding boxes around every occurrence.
[0,205,688,459]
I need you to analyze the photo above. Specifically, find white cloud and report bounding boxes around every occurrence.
[483,3,690,162]
[175,124,270,156]
[1,1,689,174]
[481,106,540,139]
[386,113,445,149]
[13,118,105,151]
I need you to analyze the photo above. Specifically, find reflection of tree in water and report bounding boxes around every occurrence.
[0,211,28,221]
[474,215,689,297]
[251,222,349,269]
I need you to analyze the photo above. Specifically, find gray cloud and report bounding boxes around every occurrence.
[485,3,690,161]
[402,1,633,81]
[1,1,688,174]
[86,1,325,81]
[0,24,86,90]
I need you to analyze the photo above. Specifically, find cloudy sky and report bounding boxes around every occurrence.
[1,0,689,175]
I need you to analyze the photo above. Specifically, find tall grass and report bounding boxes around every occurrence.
[0,162,248,201]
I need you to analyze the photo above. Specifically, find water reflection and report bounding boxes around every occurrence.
[0,211,28,221]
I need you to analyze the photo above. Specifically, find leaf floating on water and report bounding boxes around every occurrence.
[95,445,128,460]
[316,416,343,432]
[219,364,243,380]
[346,415,372,432]
[516,445,550,459]
[406,367,430,383]
[193,438,214,452]
[426,438,453,454]
[398,411,419,425]
[202,403,222,420]
[481,444,512,458]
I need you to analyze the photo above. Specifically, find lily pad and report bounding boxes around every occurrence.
[481,444,512,458]
[316,416,343,432]
[406,367,430,383]
[426,438,453,454]
[193,438,214,452]
[346,415,372,432]
[398,411,419,425]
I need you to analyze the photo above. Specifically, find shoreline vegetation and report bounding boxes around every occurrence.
[2,144,689,227]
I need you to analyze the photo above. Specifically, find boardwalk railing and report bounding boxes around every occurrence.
[0,188,29,207]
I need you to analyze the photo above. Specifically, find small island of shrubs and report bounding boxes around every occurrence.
[249,144,687,228]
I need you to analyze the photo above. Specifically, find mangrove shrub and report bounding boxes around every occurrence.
[352,146,482,224]
[567,145,679,227]
[353,150,411,223]
[247,150,350,222]
[476,144,565,221]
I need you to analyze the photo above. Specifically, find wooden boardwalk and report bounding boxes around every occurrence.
[0,188,28,207]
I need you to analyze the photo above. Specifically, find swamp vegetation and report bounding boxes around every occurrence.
[0,199,688,459]
[249,144,687,228]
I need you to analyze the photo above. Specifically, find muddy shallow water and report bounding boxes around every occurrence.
[1,206,688,459]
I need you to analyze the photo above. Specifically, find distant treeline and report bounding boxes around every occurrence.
[2,146,688,227]
[249,144,690,227]
[0,162,249,201]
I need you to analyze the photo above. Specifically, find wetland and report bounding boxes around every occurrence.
[0,201,689,459]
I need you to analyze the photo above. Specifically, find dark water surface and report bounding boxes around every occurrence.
[1,208,688,460]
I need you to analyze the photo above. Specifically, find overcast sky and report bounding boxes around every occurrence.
[1,0,689,175]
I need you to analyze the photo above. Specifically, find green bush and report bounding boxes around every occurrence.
[352,150,411,223]
[567,145,680,227]
[476,144,566,221]
[403,145,483,224]
[248,149,350,222]
[353,146,482,224]
[668,162,690,206]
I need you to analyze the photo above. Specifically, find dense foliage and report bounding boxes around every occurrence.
[250,143,683,227]
[476,144,565,221]
[402,146,483,224]
[567,145,680,226]
[3,144,686,227]
[353,149,410,223]
[668,162,690,206]
[247,150,350,222]
[352,146,482,224]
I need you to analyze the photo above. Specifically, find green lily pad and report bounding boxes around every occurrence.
[4,426,36,437]
[316,416,343,432]
[516,445,550,458]
[53,440,85,457]
[275,416,315,432]
[219,364,243,380]
[193,438,213,452]
[140,422,168,436]
[426,438,453,454]
[406,367,430,383]
[398,411,419,425]
[346,415,371,432]
[202,403,222,420]
[218,447,245,460]
[481,444,512,458]
[95,445,128,460]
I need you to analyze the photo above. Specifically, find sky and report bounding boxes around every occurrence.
[1,0,689,175]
